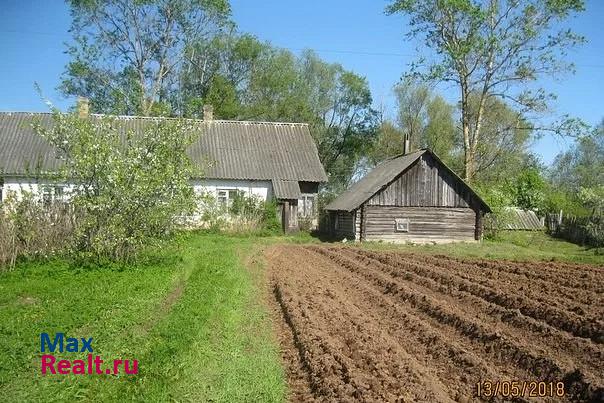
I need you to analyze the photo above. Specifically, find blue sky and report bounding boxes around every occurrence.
[1,0,603,165]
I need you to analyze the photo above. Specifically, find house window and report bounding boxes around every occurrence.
[395,218,410,232]
[298,194,316,218]
[41,186,64,207]
[216,189,239,209]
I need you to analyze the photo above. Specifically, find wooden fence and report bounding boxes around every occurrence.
[545,212,604,247]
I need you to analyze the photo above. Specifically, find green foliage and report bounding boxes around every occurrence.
[261,200,282,233]
[424,95,457,164]
[63,2,377,189]
[468,95,534,184]
[508,166,546,212]
[0,192,75,269]
[578,186,604,216]
[62,0,233,115]
[474,183,514,237]
[33,111,199,263]
[387,0,586,180]
[370,79,457,167]
[555,215,604,247]
[542,187,587,216]
[197,191,281,234]
[550,121,604,192]
[547,120,604,216]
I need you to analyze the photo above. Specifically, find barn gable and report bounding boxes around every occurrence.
[325,149,490,213]
[366,153,484,210]
[324,149,491,243]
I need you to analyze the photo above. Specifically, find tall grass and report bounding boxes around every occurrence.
[0,194,74,269]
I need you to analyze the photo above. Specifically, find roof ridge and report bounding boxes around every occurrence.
[0,111,54,115]
[90,114,309,126]
[0,111,309,126]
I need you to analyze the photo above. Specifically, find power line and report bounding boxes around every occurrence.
[2,29,604,68]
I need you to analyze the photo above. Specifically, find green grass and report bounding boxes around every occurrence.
[0,233,286,402]
[360,231,604,265]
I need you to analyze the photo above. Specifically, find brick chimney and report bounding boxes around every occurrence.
[203,104,213,121]
[77,97,90,118]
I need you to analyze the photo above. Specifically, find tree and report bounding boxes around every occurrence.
[370,80,457,166]
[394,78,431,150]
[550,120,604,191]
[34,111,199,262]
[423,95,458,163]
[61,0,232,116]
[387,0,585,181]
[467,94,533,183]
[509,165,546,211]
[218,49,378,189]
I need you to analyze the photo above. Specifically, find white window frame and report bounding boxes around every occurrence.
[395,218,410,232]
[216,188,240,209]
[297,193,316,218]
[41,185,65,207]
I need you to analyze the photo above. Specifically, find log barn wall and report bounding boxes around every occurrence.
[331,210,356,240]
[363,206,476,242]
[363,154,480,242]
[324,150,490,243]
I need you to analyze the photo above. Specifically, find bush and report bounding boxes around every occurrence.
[32,111,200,263]
[0,193,74,269]
[195,191,281,235]
[555,215,604,248]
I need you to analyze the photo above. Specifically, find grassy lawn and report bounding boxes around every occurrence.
[0,233,285,402]
[360,231,604,265]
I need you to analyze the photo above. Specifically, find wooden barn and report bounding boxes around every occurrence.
[324,149,491,243]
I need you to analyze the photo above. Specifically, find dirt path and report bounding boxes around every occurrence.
[266,245,604,402]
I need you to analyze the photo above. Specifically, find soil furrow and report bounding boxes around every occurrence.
[308,246,603,401]
[267,245,604,402]
[342,247,603,343]
[338,247,604,378]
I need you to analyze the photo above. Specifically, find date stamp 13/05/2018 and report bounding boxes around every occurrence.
[475,380,565,399]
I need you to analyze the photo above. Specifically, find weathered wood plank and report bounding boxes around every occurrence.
[367,154,476,209]
[363,205,477,241]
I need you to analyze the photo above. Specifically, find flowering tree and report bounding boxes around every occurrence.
[34,112,200,262]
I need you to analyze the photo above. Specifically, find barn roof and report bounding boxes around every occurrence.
[0,112,328,183]
[325,149,490,213]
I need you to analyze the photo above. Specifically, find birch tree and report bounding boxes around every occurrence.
[387,0,585,181]
[61,0,232,116]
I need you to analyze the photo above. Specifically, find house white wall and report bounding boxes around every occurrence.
[1,177,74,203]
[1,177,273,204]
[191,179,273,201]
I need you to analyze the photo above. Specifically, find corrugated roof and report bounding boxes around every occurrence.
[0,112,328,183]
[325,149,490,212]
[499,207,544,230]
[272,179,301,199]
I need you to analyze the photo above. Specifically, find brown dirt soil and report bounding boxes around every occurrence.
[266,245,604,402]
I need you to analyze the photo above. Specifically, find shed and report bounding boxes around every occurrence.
[324,149,491,243]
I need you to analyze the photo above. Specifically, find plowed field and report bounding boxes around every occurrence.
[266,245,604,402]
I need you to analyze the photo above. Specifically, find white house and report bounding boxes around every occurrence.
[0,103,327,232]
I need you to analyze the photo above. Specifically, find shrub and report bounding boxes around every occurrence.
[32,111,200,263]
[194,191,281,234]
[0,192,74,269]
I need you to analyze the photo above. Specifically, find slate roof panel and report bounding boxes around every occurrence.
[0,112,327,183]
